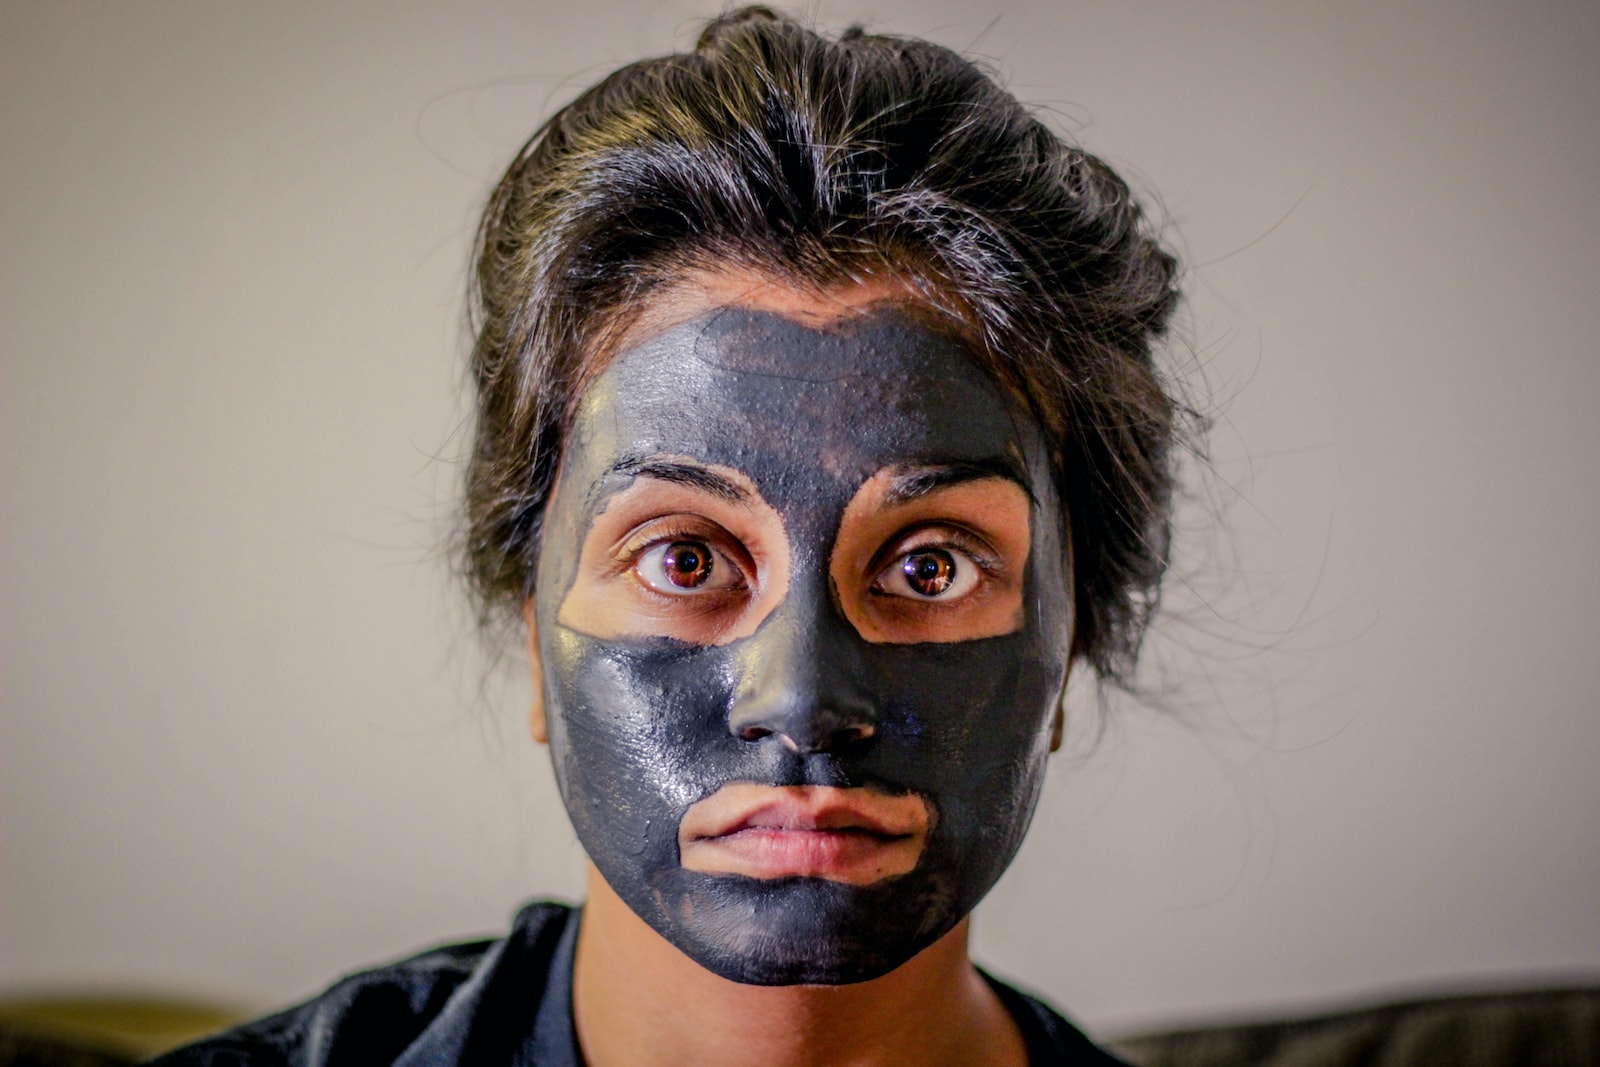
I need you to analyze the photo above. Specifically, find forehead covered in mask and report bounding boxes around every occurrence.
[533,306,1073,985]
[540,308,1049,600]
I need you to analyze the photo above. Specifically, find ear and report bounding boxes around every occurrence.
[1048,664,1070,753]
[1052,527,1077,756]
[523,600,547,744]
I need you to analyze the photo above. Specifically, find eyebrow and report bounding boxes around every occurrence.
[882,458,1036,507]
[608,457,751,504]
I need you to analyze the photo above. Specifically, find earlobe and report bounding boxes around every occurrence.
[523,601,548,744]
[1048,666,1069,753]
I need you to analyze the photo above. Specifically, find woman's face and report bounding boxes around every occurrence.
[530,279,1074,984]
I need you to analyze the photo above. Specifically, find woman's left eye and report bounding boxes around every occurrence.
[634,539,744,596]
[873,547,983,601]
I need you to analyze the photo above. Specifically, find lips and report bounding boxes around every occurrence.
[678,783,930,886]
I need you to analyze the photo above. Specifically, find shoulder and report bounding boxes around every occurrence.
[982,970,1134,1067]
[148,902,576,1067]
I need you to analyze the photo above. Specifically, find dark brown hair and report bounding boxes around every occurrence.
[465,6,1192,686]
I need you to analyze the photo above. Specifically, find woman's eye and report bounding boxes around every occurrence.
[874,547,982,601]
[634,540,741,596]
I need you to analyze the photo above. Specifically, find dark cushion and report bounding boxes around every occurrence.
[1112,986,1600,1067]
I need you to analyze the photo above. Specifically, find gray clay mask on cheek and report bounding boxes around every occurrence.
[535,308,1073,985]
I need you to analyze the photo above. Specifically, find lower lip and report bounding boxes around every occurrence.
[683,827,922,885]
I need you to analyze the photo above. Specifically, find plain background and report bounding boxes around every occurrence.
[3,0,1597,1038]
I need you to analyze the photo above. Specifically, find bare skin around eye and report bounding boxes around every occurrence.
[557,460,791,646]
[678,783,930,885]
[832,471,1032,645]
[559,456,1032,649]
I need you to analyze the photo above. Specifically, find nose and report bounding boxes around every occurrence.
[726,604,878,756]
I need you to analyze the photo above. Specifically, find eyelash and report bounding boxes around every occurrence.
[869,528,1001,602]
[613,520,1001,604]
[617,523,751,598]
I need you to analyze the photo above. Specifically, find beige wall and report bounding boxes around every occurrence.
[3,0,1597,1033]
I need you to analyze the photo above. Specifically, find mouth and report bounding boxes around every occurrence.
[677,783,930,886]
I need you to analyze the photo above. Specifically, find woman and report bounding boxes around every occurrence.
[158,7,1186,1065]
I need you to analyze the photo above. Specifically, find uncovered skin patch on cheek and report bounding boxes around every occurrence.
[533,308,1073,985]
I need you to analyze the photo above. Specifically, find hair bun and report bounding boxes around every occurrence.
[695,5,783,52]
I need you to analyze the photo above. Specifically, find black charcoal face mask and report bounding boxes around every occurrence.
[533,307,1072,985]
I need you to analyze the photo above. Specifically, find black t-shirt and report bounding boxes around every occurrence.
[151,902,1128,1066]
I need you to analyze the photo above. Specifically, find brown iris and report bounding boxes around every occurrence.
[661,541,713,588]
[901,549,955,597]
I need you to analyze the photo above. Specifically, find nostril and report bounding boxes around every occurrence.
[731,711,876,752]
[833,723,875,745]
[750,722,877,753]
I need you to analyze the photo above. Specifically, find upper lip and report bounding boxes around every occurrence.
[680,784,929,843]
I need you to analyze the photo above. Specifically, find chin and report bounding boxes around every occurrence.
[645,866,965,986]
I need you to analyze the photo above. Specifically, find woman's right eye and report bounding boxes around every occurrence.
[633,539,744,596]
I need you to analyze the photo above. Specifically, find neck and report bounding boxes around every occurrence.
[571,865,1027,1067]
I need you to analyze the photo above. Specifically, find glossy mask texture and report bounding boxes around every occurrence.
[535,308,1072,984]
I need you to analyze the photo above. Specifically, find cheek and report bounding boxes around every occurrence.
[543,635,726,813]
[864,639,1061,793]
